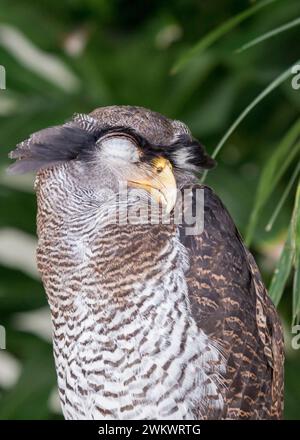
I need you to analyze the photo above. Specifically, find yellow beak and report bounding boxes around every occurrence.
[128,157,177,214]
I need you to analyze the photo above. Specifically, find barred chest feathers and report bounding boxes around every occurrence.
[36,167,225,420]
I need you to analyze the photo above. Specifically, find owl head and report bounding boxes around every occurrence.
[8,106,215,213]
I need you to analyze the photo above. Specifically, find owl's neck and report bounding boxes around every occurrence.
[36,164,175,240]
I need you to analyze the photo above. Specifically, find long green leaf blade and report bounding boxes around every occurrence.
[236,16,300,53]
[292,182,300,324]
[269,226,294,307]
[201,62,299,186]
[265,161,300,232]
[172,0,279,74]
[246,122,300,245]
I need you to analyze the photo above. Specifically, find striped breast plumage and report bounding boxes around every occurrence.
[35,167,225,420]
[9,105,283,420]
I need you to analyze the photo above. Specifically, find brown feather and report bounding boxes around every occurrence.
[179,184,284,419]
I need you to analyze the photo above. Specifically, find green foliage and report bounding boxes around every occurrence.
[269,226,294,306]
[292,183,300,324]
[270,180,300,323]
[246,120,300,245]
[0,0,299,420]
[236,16,300,53]
[172,0,280,73]
[201,64,300,184]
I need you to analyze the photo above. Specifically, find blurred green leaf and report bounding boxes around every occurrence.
[0,185,36,234]
[269,180,300,316]
[186,76,239,136]
[172,0,279,74]
[0,329,57,419]
[269,226,294,306]
[292,181,300,324]
[162,54,216,117]
[201,62,299,185]
[0,265,45,315]
[246,120,300,245]
[236,16,300,53]
[284,353,300,419]
[265,161,300,232]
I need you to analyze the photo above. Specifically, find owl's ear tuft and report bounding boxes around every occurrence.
[167,137,216,173]
[8,123,100,174]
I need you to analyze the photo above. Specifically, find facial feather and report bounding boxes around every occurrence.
[8,113,216,175]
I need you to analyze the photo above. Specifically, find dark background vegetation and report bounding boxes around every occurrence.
[0,0,299,419]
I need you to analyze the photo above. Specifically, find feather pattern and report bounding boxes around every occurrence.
[35,166,226,420]
[179,184,284,419]
[8,105,284,420]
[8,109,215,175]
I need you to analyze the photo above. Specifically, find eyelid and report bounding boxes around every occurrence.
[98,134,140,162]
[97,131,139,145]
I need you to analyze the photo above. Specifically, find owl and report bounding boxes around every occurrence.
[9,105,284,420]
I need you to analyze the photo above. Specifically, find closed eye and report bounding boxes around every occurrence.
[98,134,140,163]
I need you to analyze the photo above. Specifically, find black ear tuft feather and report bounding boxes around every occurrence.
[173,138,217,171]
[8,123,102,174]
[137,133,216,172]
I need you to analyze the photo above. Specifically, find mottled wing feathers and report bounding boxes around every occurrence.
[179,185,284,419]
[243,247,284,418]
